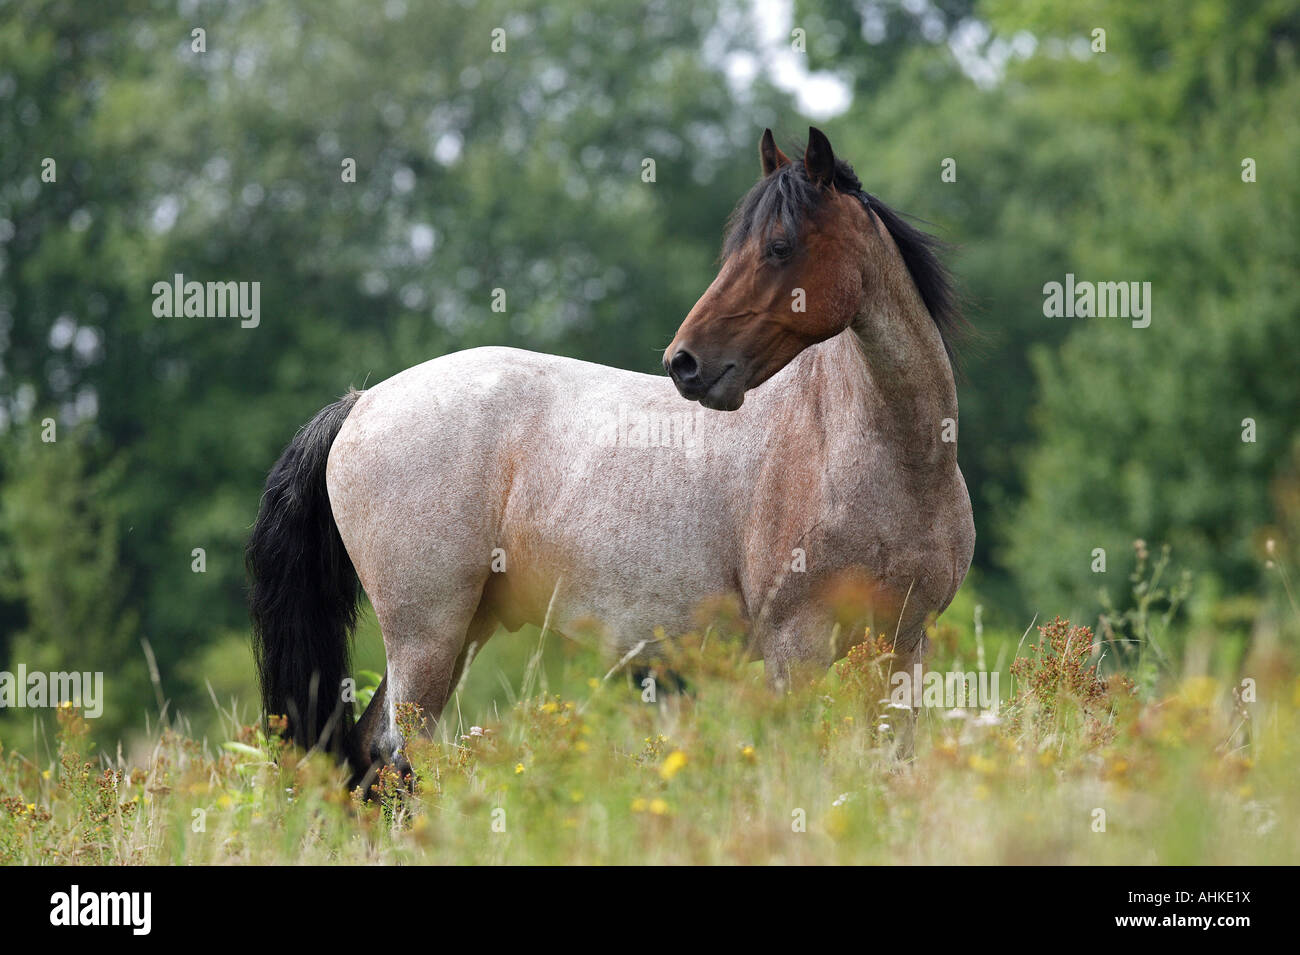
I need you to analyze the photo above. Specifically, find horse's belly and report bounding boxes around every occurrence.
[489,518,737,653]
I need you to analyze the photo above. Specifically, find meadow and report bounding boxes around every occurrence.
[2,555,1295,866]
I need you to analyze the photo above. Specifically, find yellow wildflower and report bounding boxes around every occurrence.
[660,750,688,781]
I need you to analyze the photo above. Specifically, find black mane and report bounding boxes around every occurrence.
[722,155,963,364]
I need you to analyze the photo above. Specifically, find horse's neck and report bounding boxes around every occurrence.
[795,285,957,474]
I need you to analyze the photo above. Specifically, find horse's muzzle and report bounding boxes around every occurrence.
[665,347,743,410]
[664,346,706,397]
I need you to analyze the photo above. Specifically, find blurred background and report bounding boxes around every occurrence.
[1,0,1297,751]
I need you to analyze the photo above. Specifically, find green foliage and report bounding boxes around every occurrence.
[997,7,1300,616]
[0,431,146,743]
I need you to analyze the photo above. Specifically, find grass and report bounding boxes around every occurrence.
[1,576,1297,865]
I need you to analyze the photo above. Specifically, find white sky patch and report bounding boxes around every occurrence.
[49,314,77,350]
[150,195,180,234]
[410,222,436,260]
[70,387,99,426]
[73,325,103,362]
[731,0,852,120]
[732,0,1036,109]
[950,19,1037,89]
[433,131,463,165]
[392,166,416,193]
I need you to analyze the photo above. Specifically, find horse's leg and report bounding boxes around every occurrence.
[349,599,495,791]
[446,601,498,702]
[767,599,927,763]
[887,624,930,763]
[350,674,388,787]
[369,581,487,771]
[762,603,835,692]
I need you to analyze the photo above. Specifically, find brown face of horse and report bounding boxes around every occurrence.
[664,127,870,411]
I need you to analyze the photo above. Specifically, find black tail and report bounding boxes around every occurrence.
[247,389,363,756]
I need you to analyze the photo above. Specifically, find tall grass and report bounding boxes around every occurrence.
[1,563,1297,865]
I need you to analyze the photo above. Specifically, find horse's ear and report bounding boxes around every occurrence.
[759,128,790,177]
[804,126,836,188]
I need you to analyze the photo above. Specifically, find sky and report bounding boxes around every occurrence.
[730,0,853,119]
[732,0,1038,114]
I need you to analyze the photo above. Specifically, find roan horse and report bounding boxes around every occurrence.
[247,127,974,784]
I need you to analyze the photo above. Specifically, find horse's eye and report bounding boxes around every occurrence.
[765,238,793,261]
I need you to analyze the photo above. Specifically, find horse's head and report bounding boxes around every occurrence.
[664,127,873,411]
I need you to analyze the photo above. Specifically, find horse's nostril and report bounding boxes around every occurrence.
[669,348,700,383]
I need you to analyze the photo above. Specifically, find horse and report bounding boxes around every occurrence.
[246,126,975,784]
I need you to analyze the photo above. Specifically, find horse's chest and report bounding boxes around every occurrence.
[773,475,967,615]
